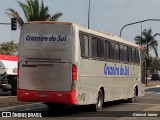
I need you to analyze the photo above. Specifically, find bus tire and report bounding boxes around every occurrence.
[11,77,17,96]
[128,87,137,103]
[0,88,3,94]
[93,89,104,112]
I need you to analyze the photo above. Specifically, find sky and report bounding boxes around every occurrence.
[0,0,160,57]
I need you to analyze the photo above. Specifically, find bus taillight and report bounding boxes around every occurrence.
[17,62,19,78]
[17,62,19,88]
[72,64,77,80]
[72,64,77,90]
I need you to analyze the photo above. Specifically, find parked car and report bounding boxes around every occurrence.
[151,73,160,81]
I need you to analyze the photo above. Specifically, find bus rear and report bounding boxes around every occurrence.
[17,22,78,105]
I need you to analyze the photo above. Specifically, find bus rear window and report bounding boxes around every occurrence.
[24,34,70,50]
[22,24,71,51]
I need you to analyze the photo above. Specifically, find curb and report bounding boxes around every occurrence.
[145,85,160,90]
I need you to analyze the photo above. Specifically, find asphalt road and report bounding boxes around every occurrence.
[0,87,159,120]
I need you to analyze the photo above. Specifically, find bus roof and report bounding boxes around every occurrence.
[25,21,143,49]
[25,21,73,25]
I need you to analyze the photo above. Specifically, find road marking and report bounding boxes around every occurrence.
[142,96,160,99]
[145,92,160,95]
[0,96,15,99]
[142,97,160,99]
[125,103,160,106]
[0,103,42,111]
[18,106,47,112]
[145,92,153,94]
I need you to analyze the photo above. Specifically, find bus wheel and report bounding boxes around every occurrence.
[11,77,17,96]
[128,88,137,103]
[0,88,3,94]
[94,89,104,111]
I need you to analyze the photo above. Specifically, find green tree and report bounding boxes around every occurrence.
[5,0,63,26]
[151,58,160,73]
[150,57,160,73]
[134,28,158,58]
[0,41,18,55]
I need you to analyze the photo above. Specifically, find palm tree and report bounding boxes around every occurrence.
[5,0,63,26]
[134,28,158,58]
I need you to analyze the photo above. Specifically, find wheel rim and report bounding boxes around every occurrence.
[96,90,103,111]
[132,89,137,103]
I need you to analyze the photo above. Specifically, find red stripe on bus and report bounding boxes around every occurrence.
[17,89,77,105]
[0,55,18,61]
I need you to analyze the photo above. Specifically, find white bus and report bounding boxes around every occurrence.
[17,21,145,111]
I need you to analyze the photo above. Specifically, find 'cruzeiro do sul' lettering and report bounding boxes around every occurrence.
[104,63,129,76]
[26,35,67,42]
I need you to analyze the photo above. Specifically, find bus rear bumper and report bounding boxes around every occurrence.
[17,89,77,105]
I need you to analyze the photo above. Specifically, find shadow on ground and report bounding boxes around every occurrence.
[29,100,133,117]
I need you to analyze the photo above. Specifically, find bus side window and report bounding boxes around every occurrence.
[132,48,136,63]
[79,33,90,58]
[110,42,115,60]
[105,41,110,60]
[136,49,140,63]
[128,47,132,63]
[92,37,105,60]
[120,44,124,61]
[124,45,129,62]
[97,39,104,59]
[115,43,120,61]
[92,37,98,58]
[84,35,89,57]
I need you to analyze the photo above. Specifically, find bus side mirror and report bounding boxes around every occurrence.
[11,18,17,30]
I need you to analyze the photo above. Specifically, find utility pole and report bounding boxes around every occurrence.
[119,19,160,38]
[0,23,10,25]
[88,0,90,29]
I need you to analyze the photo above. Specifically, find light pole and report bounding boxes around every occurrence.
[119,19,160,86]
[153,33,160,38]
[0,19,17,30]
[119,19,160,39]
[0,23,11,31]
[0,23,10,25]
[88,0,90,29]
